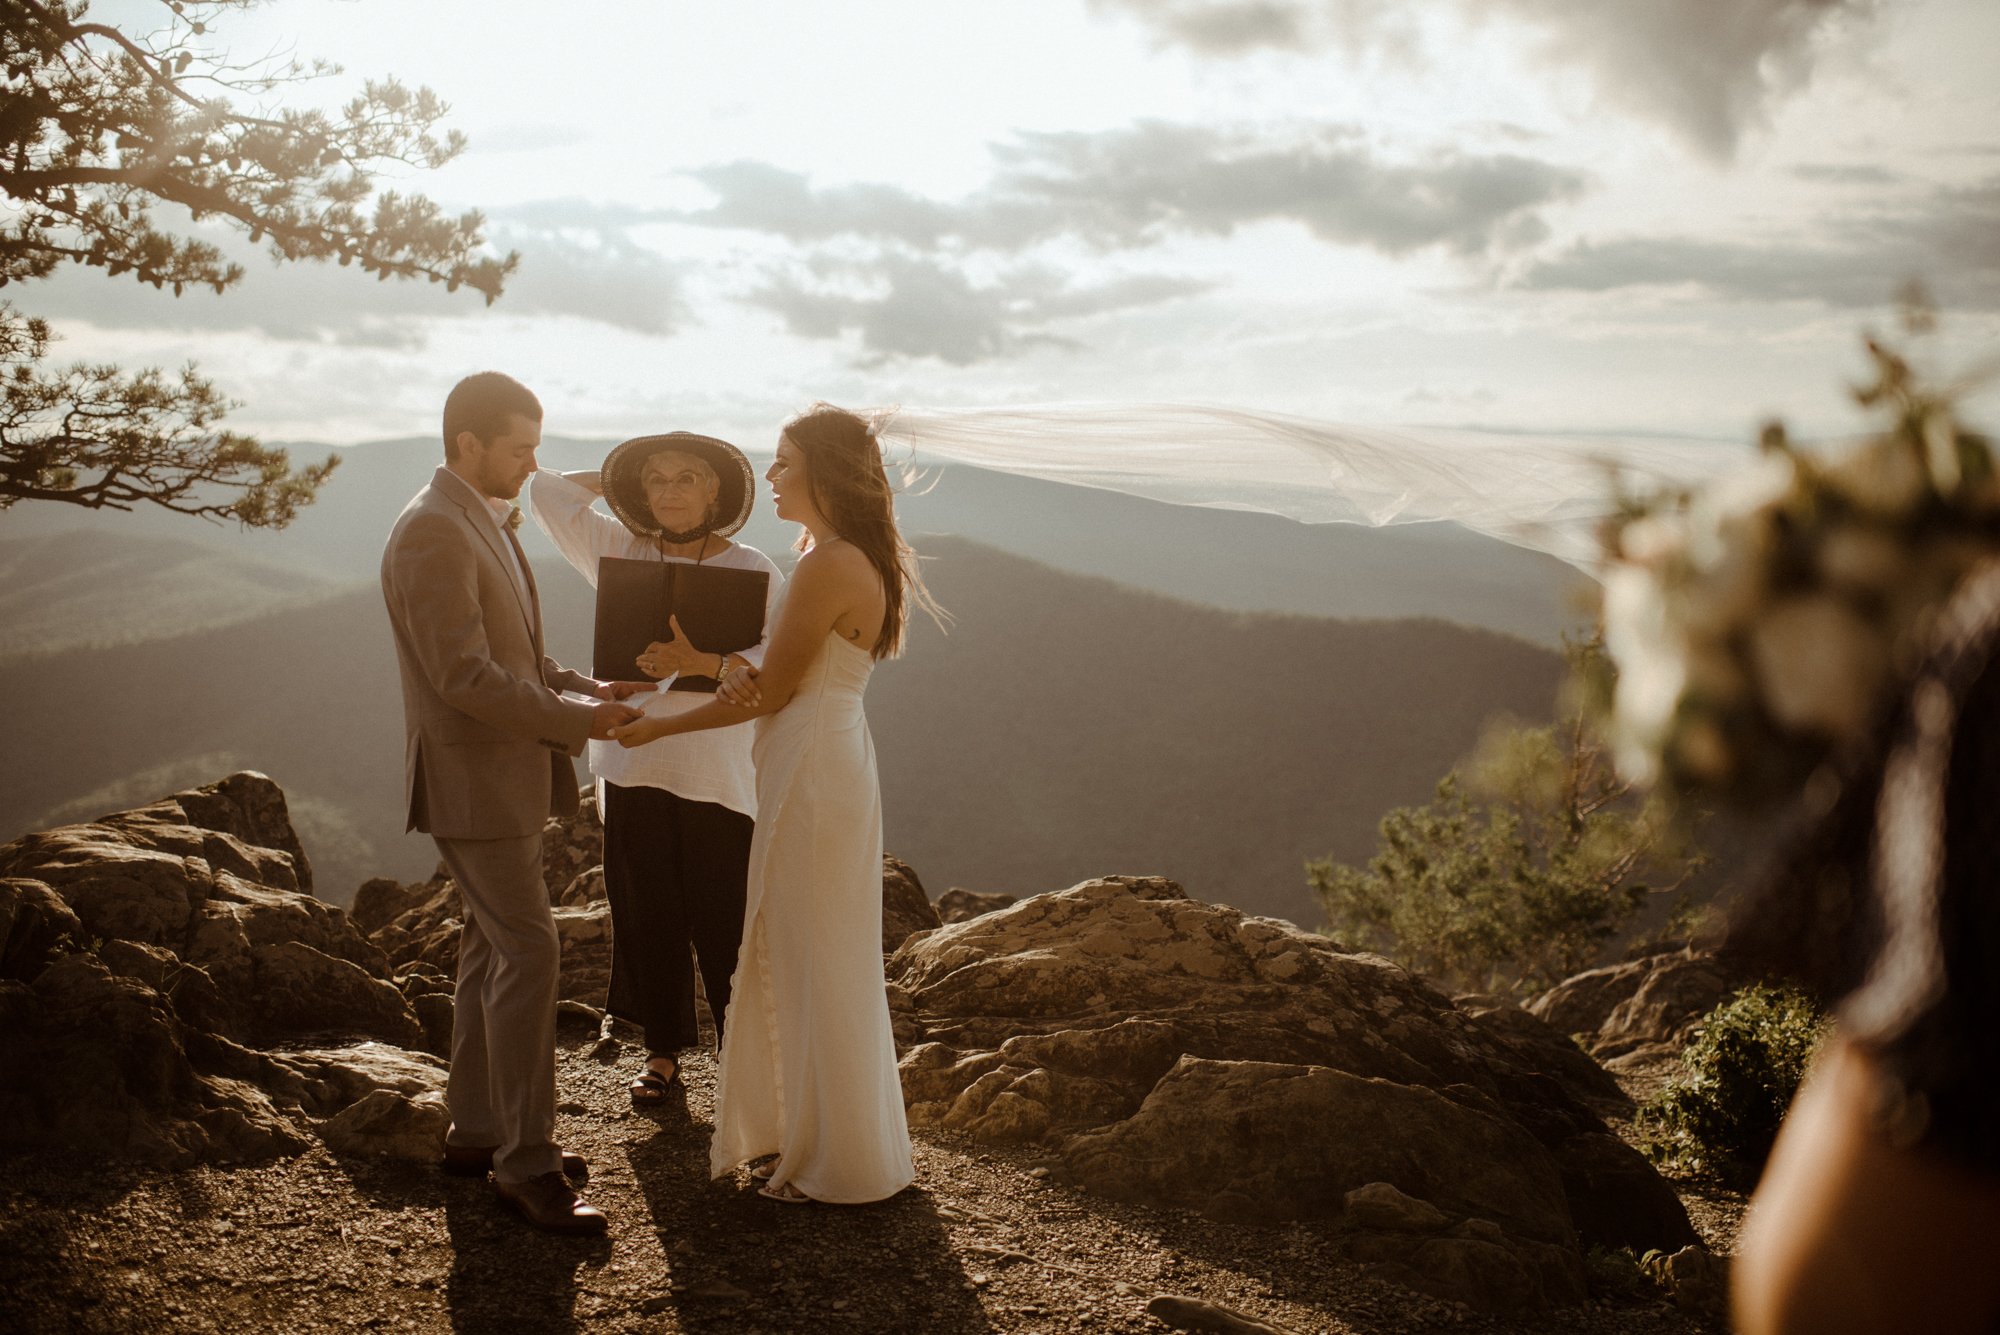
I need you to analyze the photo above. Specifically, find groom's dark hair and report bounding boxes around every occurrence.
[443,372,542,459]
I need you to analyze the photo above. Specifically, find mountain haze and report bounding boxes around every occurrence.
[0,529,1562,924]
[0,531,337,661]
[0,434,1587,646]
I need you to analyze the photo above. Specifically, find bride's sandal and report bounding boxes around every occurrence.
[757,1180,811,1204]
[750,1160,778,1183]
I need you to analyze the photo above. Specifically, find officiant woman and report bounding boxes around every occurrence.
[528,434,784,1107]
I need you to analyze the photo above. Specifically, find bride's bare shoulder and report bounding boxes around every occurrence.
[798,538,874,578]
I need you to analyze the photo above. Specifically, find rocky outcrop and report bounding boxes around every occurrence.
[936,887,1018,924]
[363,793,616,1002]
[1453,993,1632,1118]
[7,770,1705,1316]
[882,856,941,952]
[890,876,1697,1311]
[367,799,943,1006]
[0,952,310,1165]
[1,877,84,979]
[0,774,437,1166]
[1528,948,1742,1064]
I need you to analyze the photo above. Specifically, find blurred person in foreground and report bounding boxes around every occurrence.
[1729,563,2000,1333]
[1596,327,2000,1332]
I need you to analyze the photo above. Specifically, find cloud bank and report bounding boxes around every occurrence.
[1088,0,1875,160]
[683,122,1586,257]
[1523,178,2000,310]
[25,224,689,347]
[666,120,1587,363]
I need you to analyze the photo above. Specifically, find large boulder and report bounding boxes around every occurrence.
[936,888,1018,924]
[349,875,438,936]
[1063,1058,1589,1313]
[0,955,308,1165]
[0,878,84,981]
[261,1041,447,1116]
[365,789,605,989]
[1454,994,1632,1119]
[277,1042,450,1162]
[319,1087,449,1162]
[1529,949,1741,1062]
[541,788,604,900]
[0,773,432,1167]
[890,875,1696,1309]
[882,856,941,953]
[553,902,613,1002]
[1065,1057,1573,1241]
[1,838,208,948]
[247,941,425,1049]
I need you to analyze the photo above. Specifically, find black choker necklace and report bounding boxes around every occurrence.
[656,525,711,547]
[655,529,717,564]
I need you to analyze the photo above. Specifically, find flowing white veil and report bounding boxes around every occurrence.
[870,403,1745,572]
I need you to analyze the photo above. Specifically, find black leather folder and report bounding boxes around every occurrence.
[592,557,770,692]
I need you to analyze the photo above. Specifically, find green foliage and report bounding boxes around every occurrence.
[1583,1246,1659,1301]
[0,0,514,526]
[1637,984,1829,1187]
[1309,636,1703,994]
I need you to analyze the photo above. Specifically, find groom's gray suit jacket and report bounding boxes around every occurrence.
[381,466,596,840]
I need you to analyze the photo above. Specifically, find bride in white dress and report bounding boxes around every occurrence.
[610,404,938,1204]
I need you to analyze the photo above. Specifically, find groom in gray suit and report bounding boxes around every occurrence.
[381,372,642,1234]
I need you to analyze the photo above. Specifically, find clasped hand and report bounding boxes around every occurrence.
[607,714,670,748]
[587,700,644,741]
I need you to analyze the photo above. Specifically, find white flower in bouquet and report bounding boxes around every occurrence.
[1601,564,1685,784]
[1678,454,1789,641]
[1815,523,1907,597]
[1597,320,1997,808]
[1748,595,1889,739]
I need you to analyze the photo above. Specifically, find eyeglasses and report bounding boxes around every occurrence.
[642,469,709,493]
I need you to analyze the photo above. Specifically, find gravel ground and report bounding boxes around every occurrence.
[0,1018,1739,1335]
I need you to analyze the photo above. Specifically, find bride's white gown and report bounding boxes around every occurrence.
[709,631,915,1202]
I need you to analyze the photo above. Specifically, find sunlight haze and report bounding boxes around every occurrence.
[58,0,2000,448]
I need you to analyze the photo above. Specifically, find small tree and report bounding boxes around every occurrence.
[0,0,517,526]
[1308,637,1705,994]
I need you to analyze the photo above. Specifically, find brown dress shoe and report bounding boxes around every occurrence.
[440,1145,587,1183]
[494,1172,609,1236]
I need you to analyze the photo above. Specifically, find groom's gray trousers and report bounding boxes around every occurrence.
[433,832,562,1184]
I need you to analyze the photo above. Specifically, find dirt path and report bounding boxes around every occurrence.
[0,1018,1735,1335]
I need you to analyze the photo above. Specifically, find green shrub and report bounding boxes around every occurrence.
[1637,984,1829,1187]
[1583,1245,1658,1301]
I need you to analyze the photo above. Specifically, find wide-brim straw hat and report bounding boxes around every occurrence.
[601,432,756,540]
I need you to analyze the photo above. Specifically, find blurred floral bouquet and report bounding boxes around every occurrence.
[1599,314,1998,807]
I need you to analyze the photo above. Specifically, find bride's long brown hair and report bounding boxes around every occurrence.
[782,404,942,660]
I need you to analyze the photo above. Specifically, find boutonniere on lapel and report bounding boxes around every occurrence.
[505,506,525,532]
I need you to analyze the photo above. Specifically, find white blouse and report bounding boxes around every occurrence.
[527,469,785,819]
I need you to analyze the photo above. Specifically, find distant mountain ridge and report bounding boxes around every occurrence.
[0,530,337,661]
[0,530,1562,924]
[0,433,1587,645]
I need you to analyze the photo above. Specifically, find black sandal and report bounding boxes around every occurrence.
[629,1058,680,1109]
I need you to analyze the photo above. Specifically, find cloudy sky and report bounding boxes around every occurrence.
[49,0,2000,449]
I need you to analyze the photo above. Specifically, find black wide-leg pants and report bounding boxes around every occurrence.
[600,782,753,1056]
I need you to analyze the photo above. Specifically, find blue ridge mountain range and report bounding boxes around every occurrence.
[0,438,1586,925]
